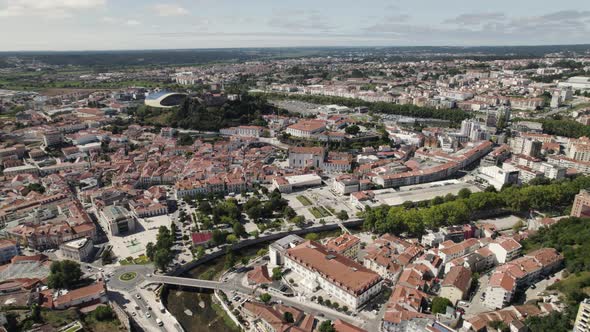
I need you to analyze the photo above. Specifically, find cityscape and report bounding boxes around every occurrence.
[2,2,590,332]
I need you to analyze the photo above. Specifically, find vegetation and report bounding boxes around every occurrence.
[431,297,453,314]
[541,118,590,138]
[309,206,332,218]
[318,320,336,332]
[523,217,590,273]
[363,176,590,236]
[26,183,45,194]
[47,260,82,289]
[142,93,281,131]
[146,226,175,271]
[525,311,571,332]
[259,293,272,304]
[522,216,590,331]
[296,195,313,206]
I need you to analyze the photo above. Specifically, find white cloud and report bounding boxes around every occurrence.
[151,4,189,17]
[126,19,141,26]
[0,0,106,18]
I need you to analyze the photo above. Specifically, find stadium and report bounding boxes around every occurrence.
[144,91,187,108]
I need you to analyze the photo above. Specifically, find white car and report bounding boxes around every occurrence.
[145,312,151,318]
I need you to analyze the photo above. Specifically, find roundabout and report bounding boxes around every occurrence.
[119,272,138,282]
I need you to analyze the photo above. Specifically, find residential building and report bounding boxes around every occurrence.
[325,233,361,259]
[574,298,590,332]
[0,240,19,264]
[440,266,472,305]
[488,237,522,264]
[572,189,590,218]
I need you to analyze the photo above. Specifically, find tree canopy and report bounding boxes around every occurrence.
[363,176,590,237]
[47,260,82,289]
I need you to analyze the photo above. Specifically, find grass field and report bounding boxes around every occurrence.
[309,206,332,218]
[296,195,313,206]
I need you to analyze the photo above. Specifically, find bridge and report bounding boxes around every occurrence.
[145,275,250,294]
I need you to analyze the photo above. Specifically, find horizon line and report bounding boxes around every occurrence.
[1,43,590,54]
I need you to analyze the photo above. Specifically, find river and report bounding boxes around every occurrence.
[163,229,345,332]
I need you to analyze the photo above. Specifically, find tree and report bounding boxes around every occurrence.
[345,125,360,135]
[272,267,283,280]
[226,234,239,244]
[512,220,525,232]
[101,249,114,264]
[47,260,82,289]
[525,311,571,332]
[260,293,272,304]
[488,320,509,332]
[93,305,115,321]
[283,311,294,323]
[318,320,336,332]
[26,183,45,194]
[458,188,472,199]
[431,297,453,314]
[194,245,205,260]
[305,233,319,241]
[177,133,194,146]
[337,210,349,221]
[232,222,246,238]
[146,242,155,260]
[30,304,41,322]
[154,248,171,271]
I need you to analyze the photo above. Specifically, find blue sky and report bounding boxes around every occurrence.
[0,0,589,51]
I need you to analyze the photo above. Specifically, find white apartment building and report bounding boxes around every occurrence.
[488,237,522,264]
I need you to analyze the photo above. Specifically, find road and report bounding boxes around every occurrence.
[464,274,490,316]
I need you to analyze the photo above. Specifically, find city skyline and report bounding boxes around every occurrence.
[1,0,589,51]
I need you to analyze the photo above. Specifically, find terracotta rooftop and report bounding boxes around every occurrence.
[286,240,381,295]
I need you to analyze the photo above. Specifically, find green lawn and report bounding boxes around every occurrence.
[309,206,332,218]
[296,195,313,206]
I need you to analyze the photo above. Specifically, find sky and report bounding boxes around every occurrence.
[0,0,589,51]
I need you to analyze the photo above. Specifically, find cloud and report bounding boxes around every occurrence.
[443,12,506,26]
[0,0,106,18]
[268,10,334,32]
[125,19,141,26]
[150,4,189,17]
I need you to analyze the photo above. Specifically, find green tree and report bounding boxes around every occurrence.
[154,249,171,271]
[260,293,272,304]
[272,267,283,280]
[305,233,319,241]
[319,320,336,332]
[431,297,453,314]
[146,242,155,260]
[337,210,349,221]
[284,311,294,323]
[345,125,361,135]
[30,304,41,322]
[93,305,115,321]
[47,260,82,289]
